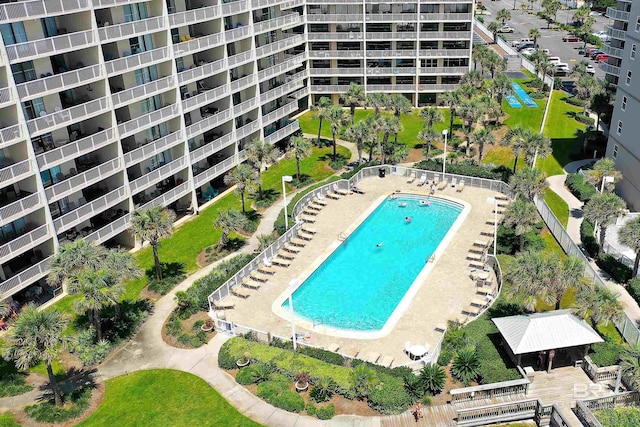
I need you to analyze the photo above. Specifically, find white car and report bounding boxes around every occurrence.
[585,64,596,74]
[511,38,534,47]
[589,11,602,17]
[497,25,515,33]
[520,48,537,56]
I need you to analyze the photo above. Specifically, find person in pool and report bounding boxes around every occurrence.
[405,216,412,223]
[376,242,384,247]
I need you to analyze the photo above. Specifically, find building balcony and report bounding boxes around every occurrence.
[224,25,251,44]
[264,121,300,144]
[600,62,620,77]
[105,46,171,77]
[16,64,103,101]
[421,13,473,21]
[228,50,255,68]
[233,98,259,117]
[419,31,472,40]
[0,256,51,302]
[124,131,184,167]
[602,44,624,59]
[84,212,131,245]
[0,159,33,189]
[310,68,364,75]
[254,13,303,34]
[605,25,626,41]
[419,48,469,57]
[173,33,225,57]
[138,181,192,213]
[111,75,176,109]
[190,133,235,164]
[308,50,364,58]
[365,13,418,22]
[0,87,13,107]
[418,83,459,92]
[258,53,305,82]
[262,101,298,126]
[0,224,50,265]
[420,66,467,75]
[44,157,122,202]
[367,84,415,91]
[230,74,256,93]
[366,66,417,75]
[308,32,364,41]
[367,49,416,58]
[129,156,188,194]
[281,0,303,8]
[35,128,116,171]
[5,30,95,63]
[98,16,166,42]
[26,96,110,137]
[235,121,261,139]
[260,73,306,104]
[193,155,238,187]
[118,104,181,139]
[255,34,305,58]
[93,0,151,7]
[221,0,250,16]
[53,185,128,233]
[366,32,415,40]
[168,4,221,27]
[307,0,362,3]
[0,0,90,22]
[182,84,231,113]
[0,193,42,228]
[177,58,228,86]
[251,0,284,7]
[307,14,362,22]
[605,7,630,22]
[0,124,23,149]
[185,107,234,139]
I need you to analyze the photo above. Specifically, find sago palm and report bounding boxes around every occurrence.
[620,344,640,390]
[418,364,446,395]
[130,206,176,280]
[451,348,481,385]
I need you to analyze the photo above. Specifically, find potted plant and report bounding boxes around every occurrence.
[295,371,310,392]
[201,319,215,332]
[236,352,251,368]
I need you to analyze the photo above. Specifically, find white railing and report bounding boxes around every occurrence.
[53,186,128,233]
[185,107,234,140]
[111,76,176,108]
[27,96,110,137]
[0,0,89,22]
[230,74,256,93]
[227,50,255,68]
[307,14,362,22]
[0,87,12,106]
[280,0,303,7]
[308,32,364,41]
[45,158,121,202]
[367,49,415,57]
[98,16,165,42]
[235,121,261,139]
[139,181,192,210]
[418,48,469,57]
[221,0,249,16]
[0,193,41,227]
[367,67,416,75]
[602,44,624,59]
[605,7,630,22]
[193,155,238,187]
[0,124,23,148]
[310,84,350,93]
[124,131,184,167]
[255,34,305,58]
[118,104,180,139]
[129,156,187,194]
[173,32,225,57]
[190,133,235,163]
[366,32,415,40]
[0,159,32,186]
[260,72,306,103]
[367,84,416,91]
[308,50,364,58]
[450,377,529,403]
[93,0,152,7]
[36,128,116,170]
[233,98,259,117]
[365,13,418,22]
[168,4,221,27]
[224,25,251,43]
[310,68,363,75]
[177,58,227,86]
[600,62,620,76]
[5,29,94,62]
[420,66,468,75]
[606,25,626,41]
[0,257,51,302]
[16,64,103,100]
[182,84,230,112]
[262,101,298,125]
[258,53,305,82]
[251,0,282,7]
[421,12,473,21]
[0,224,50,264]
[85,213,131,245]
[419,31,471,40]
[253,13,302,34]
[264,121,300,144]
[105,46,170,76]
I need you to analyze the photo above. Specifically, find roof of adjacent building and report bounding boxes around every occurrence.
[492,309,604,355]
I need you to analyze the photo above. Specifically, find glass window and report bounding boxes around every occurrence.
[124,3,148,22]
[11,61,36,84]
[617,120,623,135]
[0,22,27,45]
[41,17,58,37]
[632,44,637,60]
[622,96,627,111]
[612,144,619,159]
[626,70,632,85]
[21,98,46,120]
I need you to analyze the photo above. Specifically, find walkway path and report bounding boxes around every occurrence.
[302,132,359,163]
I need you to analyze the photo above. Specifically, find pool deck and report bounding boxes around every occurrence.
[220,174,504,367]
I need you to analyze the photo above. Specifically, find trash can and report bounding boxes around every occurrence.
[378,168,386,178]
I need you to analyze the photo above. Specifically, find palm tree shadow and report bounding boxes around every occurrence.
[223,238,246,252]
[37,367,99,402]
[145,262,186,281]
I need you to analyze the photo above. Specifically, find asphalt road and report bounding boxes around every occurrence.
[478,0,611,80]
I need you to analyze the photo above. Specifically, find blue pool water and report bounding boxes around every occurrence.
[512,82,538,108]
[282,196,463,332]
[506,95,523,109]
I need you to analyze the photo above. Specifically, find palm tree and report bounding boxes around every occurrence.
[528,28,541,46]
[102,249,142,283]
[246,138,281,199]
[339,83,366,124]
[417,126,441,159]
[590,92,611,130]
[583,193,627,255]
[223,164,258,213]
[485,53,506,80]
[501,126,538,173]
[575,74,602,114]
[2,306,72,407]
[524,132,552,169]
[326,105,349,158]
[377,115,402,164]
[572,5,589,26]
[418,364,446,395]
[350,364,377,399]
[451,348,481,385]
[367,92,389,120]
[472,44,488,71]
[584,158,622,193]
[620,344,640,390]
[509,168,548,202]
[440,90,460,136]
[345,119,373,165]
[289,136,313,180]
[489,74,512,117]
[471,128,495,162]
[461,70,485,90]
[542,0,561,28]
[505,251,553,310]
[487,21,501,42]
[47,238,107,287]
[130,206,176,281]
[460,98,482,157]
[575,282,623,328]
[419,107,443,130]
[385,94,412,145]
[310,96,332,145]
[550,256,585,310]
[503,198,540,252]
[619,217,640,278]
[213,209,248,251]
[497,8,511,24]
[571,60,590,78]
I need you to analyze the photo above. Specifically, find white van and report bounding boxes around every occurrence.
[547,56,561,65]
[511,38,533,47]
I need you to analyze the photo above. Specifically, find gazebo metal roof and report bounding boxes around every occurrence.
[492,309,604,355]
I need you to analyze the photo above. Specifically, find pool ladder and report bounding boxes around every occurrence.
[313,317,324,328]
[338,232,348,242]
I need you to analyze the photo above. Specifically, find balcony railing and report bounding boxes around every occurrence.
[182,84,230,112]
[308,32,364,41]
[365,13,418,22]
[221,0,250,16]
[262,101,298,126]
[264,121,300,144]
[419,31,471,40]
[85,213,131,245]
[260,74,305,104]
[111,75,176,108]
[235,121,261,139]
[118,104,181,139]
[253,13,302,34]
[606,25,626,41]
[178,58,227,86]
[308,50,364,58]
[233,98,259,117]
[26,96,110,137]
[185,108,234,139]
[420,66,467,74]
[251,0,283,8]
[53,186,128,233]
[0,87,12,106]
[0,193,42,227]
[280,0,303,8]
[168,4,221,27]
[173,32,225,57]
[605,7,630,22]
[366,49,416,57]
[600,62,620,76]
[93,0,152,7]
[98,16,165,42]
[124,131,184,167]
[193,155,238,187]
[36,128,116,170]
[0,124,23,148]
[230,74,256,93]
[190,133,235,163]
[129,156,188,194]
[0,224,50,265]
[603,44,624,59]
[105,46,171,76]
[419,48,469,57]
[420,12,473,21]
[0,159,32,188]
[0,0,90,22]
[367,67,416,75]
[367,84,416,91]
[310,67,364,75]
[0,256,51,301]
[366,32,414,40]
[307,14,362,22]
[418,83,459,91]
[258,53,305,82]
[224,25,251,43]
[310,84,350,93]
[5,29,95,63]
[139,181,192,211]
[255,34,305,58]
[227,50,255,68]
[45,158,122,202]
[16,64,103,100]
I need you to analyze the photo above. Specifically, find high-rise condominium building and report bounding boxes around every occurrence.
[606,0,640,210]
[603,1,634,85]
[0,0,472,308]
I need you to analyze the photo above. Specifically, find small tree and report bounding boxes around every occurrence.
[583,193,627,255]
[508,168,548,202]
[451,348,481,385]
[417,127,441,159]
[246,138,281,199]
[310,97,332,145]
[502,198,540,251]
[213,209,248,251]
[471,128,495,162]
[289,136,313,181]
[130,206,176,280]
[366,92,389,120]
[528,28,541,46]
[419,107,443,130]
[497,8,512,24]
[619,217,640,278]
[620,344,640,390]
[327,105,349,158]
[440,90,460,137]
[584,158,622,193]
[418,364,446,395]
[345,119,373,165]
[223,164,258,213]
[575,282,623,328]
[339,82,366,124]
[487,21,501,42]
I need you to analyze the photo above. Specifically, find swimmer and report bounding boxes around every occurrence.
[419,200,430,206]
[405,216,412,223]
[376,242,384,248]
[398,202,407,207]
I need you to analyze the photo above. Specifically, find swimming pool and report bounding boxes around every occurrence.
[281,195,463,334]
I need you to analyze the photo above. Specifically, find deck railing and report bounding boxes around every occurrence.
[583,356,619,382]
[575,392,640,427]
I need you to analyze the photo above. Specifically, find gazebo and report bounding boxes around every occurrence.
[493,310,604,373]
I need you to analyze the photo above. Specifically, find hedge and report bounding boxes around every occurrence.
[414,159,511,182]
[596,253,633,284]
[589,341,623,367]
[566,173,597,203]
[581,219,600,257]
[628,278,640,306]
[574,113,595,127]
[565,97,588,108]
[257,380,305,413]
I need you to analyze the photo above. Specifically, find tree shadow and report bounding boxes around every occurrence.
[145,262,186,281]
[292,174,313,188]
[37,367,99,400]
[224,237,246,252]
[487,301,526,319]
[100,299,154,344]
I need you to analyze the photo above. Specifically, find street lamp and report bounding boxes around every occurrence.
[486,197,498,257]
[600,175,615,193]
[288,279,299,350]
[442,129,448,176]
[282,175,293,229]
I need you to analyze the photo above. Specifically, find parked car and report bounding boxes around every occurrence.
[517,42,536,51]
[520,48,537,56]
[596,53,609,62]
[584,48,599,57]
[547,56,562,65]
[512,38,534,47]
[589,11,602,17]
[562,35,581,42]
[555,63,570,75]
[497,25,515,33]
[590,50,605,59]
[585,64,596,74]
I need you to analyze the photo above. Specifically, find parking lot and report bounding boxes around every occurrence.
[478,0,611,80]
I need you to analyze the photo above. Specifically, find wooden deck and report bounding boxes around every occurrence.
[381,405,457,427]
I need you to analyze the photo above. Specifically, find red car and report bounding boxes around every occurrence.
[596,53,609,62]
[562,35,581,42]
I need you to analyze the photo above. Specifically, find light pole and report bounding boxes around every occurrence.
[442,129,448,176]
[288,279,299,350]
[486,197,498,257]
[600,175,615,193]
[282,175,293,229]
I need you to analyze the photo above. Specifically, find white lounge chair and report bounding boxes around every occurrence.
[290,237,307,247]
[333,183,349,196]
[456,180,465,192]
[364,352,380,363]
[300,215,316,223]
[417,174,427,186]
[315,196,328,206]
[242,278,262,289]
[437,180,448,190]
[298,231,314,241]
[273,257,292,267]
[250,271,269,282]
[232,287,252,298]
[258,264,276,275]
[302,225,317,234]
[407,172,416,183]
[277,250,295,260]
[326,192,340,200]
[214,296,237,309]
[283,243,301,253]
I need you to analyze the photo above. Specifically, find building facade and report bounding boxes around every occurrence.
[606,0,640,210]
[602,0,633,85]
[0,0,471,308]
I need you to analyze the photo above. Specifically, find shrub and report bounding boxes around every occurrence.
[597,253,633,284]
[253,363,274,383]
[565,97,588,107]
[350,364,377,399]
[257,381,305,413]
[422,396,432,406]
[596,406,640,426]
[566,173,597,203]
[305,402,317,416]
[340,161,380,180]
[528,91,546,99]
[575,113,595,127]
[418,364,446,396]
[367,374,414,414]
[402,373,424,401]
[24,388,91,423]
[451,348,481,385]
[310,377,336,402]
[218,342,238,370]
[581,219,600,257]
[628,278,640,305]
[437,349,454,366]
[0,373,32,397]
[298,346,346,366]
[316,404,336,420]
[589,342,624,367]
[74,327,111,366]
[414,159,511,182]
[236,366,258,385]
[148,274,184,295]
[270,337,293,350]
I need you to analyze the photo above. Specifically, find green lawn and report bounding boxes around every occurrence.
[0,413,20,427]
[482,146,526,171]
[544,188,569,228]
[77,370,261,427]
